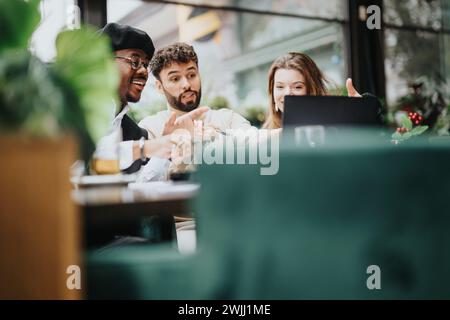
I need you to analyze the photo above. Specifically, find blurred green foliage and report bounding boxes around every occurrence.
[387,78,450,133]
[327,86,347,96]
[0,0,41,55]
[208,96,229,110]
[53,28,120,144]
[243,106,266,128]
[0,0,119,161]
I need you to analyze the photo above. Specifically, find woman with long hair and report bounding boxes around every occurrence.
[263,52,361,129]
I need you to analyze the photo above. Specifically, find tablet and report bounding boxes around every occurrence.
[283,95,382,127]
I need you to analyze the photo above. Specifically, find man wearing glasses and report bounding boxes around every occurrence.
[95,23,208,178]
[96,23,172,176]
[91,23,179,248]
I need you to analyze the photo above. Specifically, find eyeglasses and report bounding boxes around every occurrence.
[115,56,150,71]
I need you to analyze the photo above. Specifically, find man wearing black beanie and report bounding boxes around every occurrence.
[89,24,174,247]
[96,23,171,175]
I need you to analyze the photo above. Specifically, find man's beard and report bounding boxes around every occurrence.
[163,87,202,112]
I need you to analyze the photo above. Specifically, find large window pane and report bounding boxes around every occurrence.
[31,0,77,62]
[149,0,346,20]
[107,0,346,123]
[384,0,450,104]
[384,0,449,30]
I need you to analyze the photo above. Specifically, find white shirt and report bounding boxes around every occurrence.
[93,103,169,180]
[93,105,132,170]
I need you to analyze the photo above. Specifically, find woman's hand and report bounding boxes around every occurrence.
[346,78,362,98]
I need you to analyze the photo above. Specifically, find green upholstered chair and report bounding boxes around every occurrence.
[87,130,450,299]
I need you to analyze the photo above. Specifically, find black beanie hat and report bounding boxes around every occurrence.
[99,23,155,58]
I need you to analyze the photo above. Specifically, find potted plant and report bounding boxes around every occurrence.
[0,0,119,299]
[388,78,450,143]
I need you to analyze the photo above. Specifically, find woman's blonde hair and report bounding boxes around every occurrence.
[263,52,328,129]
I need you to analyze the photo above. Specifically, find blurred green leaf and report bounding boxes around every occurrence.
[402,131,412,139]
[392,131,402,140]
[53,27,120,144]
[0,0,41,55]
[400,115,413,130]
[410,125,428,136]
[0,0,120,163]
[0,51,64,136]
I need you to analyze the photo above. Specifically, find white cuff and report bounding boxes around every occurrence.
[118,140,134,170]
[136,157,170,182]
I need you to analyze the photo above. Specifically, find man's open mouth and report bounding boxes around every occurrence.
[182,91,196,100]
[131,78,147,89]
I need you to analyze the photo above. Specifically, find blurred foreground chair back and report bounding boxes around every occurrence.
[194,136,450,299]
[88,132,450,299]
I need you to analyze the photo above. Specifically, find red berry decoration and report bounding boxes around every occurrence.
[408,112,423,126]
[397,127,409,134]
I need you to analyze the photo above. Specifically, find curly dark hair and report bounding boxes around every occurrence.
[149,42,198,79]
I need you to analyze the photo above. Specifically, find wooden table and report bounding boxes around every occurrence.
[72,182,199,248]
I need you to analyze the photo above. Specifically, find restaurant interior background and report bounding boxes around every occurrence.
[1,0,450,300]
[31,0,450,127]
